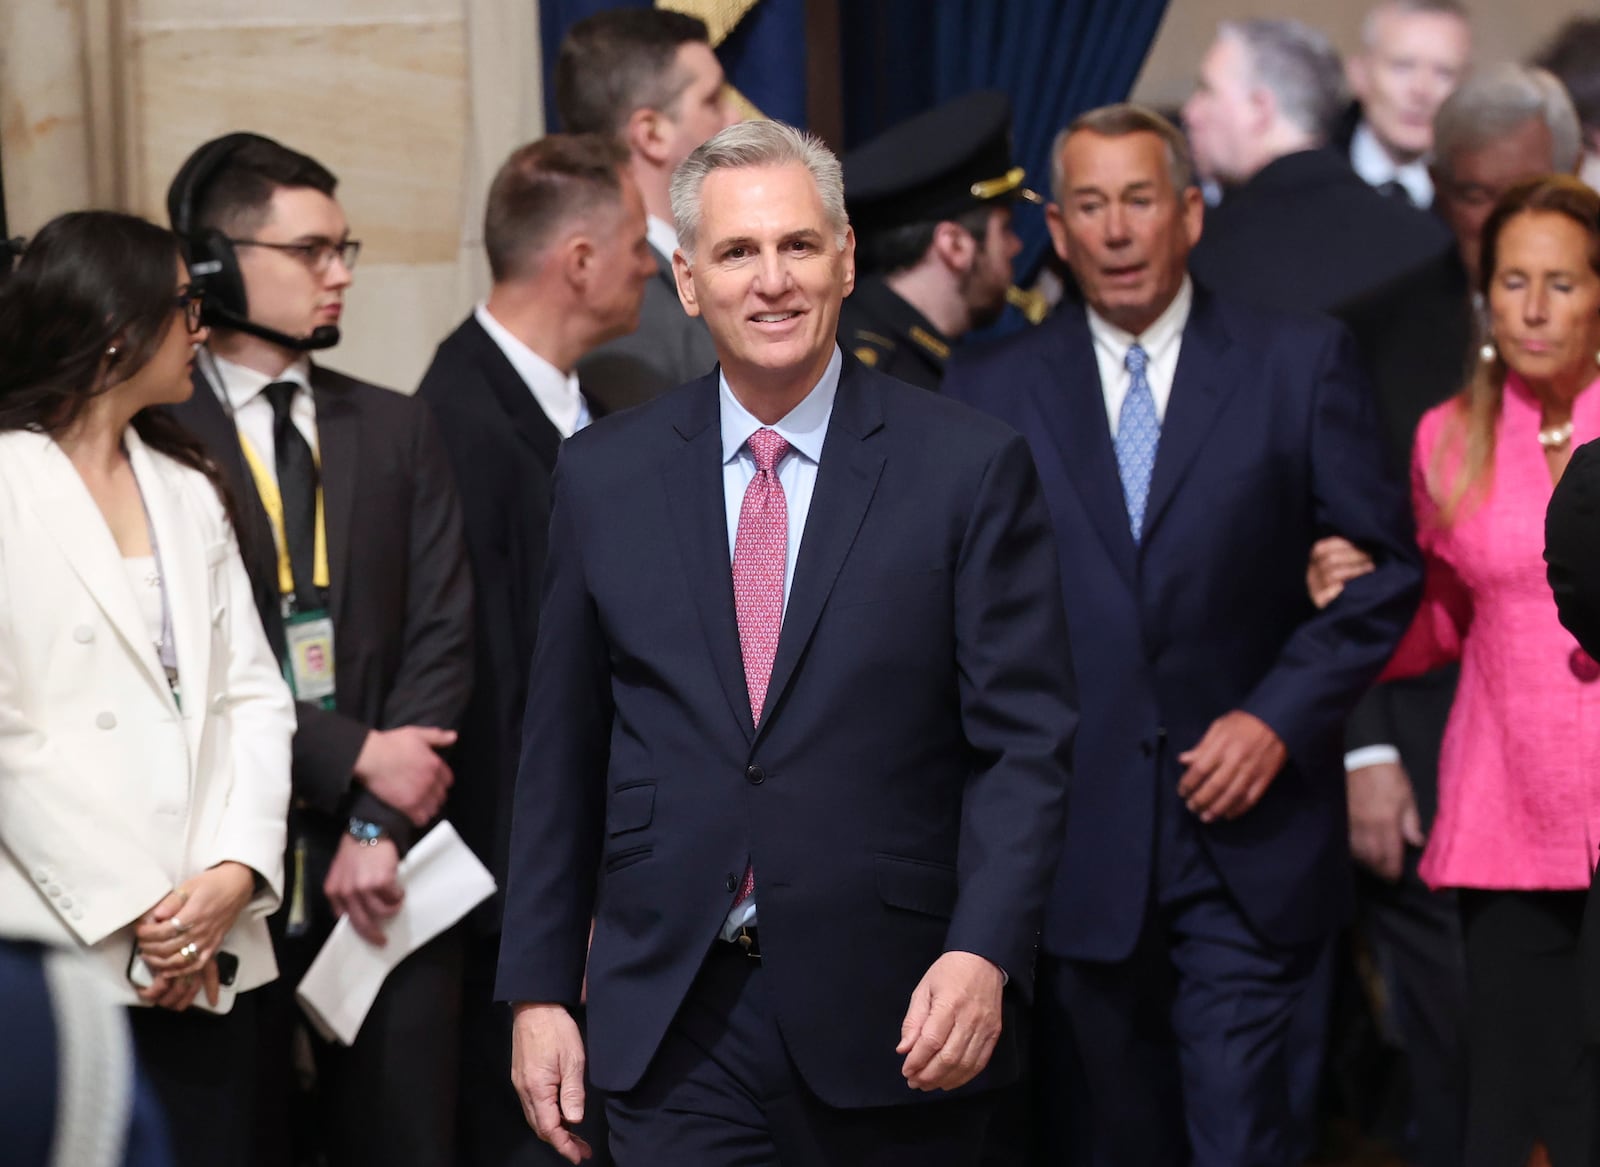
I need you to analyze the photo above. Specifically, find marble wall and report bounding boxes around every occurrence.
[0,0,540,392]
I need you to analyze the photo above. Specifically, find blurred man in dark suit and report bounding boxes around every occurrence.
[1533,17,1600,191]
[837,91,1032,391]
[1339,0,1472,208]
[417,132,655,1167]
[554,8,738,413]
[1184,18,1453,316]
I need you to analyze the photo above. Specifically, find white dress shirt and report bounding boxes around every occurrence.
[646,214,681,266]
[717,345,842,937]
[1350,120,1433,209]
[1088,277,1193,435]
[204,351,318,485]
[473,304,591,437]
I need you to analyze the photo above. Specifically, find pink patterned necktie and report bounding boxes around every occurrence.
[730,427,790,909]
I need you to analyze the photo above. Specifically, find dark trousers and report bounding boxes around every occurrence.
[456,929,612,1167]
[1360,859,1468,1167]
[1037,798,1321,1167]
[253,818,465,1167]
[128,992,257,1167]
[604,943,995,1167]
[1460,889,1597,1167]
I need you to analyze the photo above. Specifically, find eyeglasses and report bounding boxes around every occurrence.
[173,287,205,334]
[227,237,363,274]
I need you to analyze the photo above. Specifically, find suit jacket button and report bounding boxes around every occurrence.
[33,869,49,885]
[95,712,116,730]
[726,874,738,892]
[70,909,84,921]
[73,625,94,644]
[745,764,765,785]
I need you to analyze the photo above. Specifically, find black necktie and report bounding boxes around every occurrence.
[263,381,321,606]
[1376,178,1414,206]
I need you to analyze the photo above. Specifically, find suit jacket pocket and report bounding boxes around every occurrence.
[874,854,958,919]
[607,783,655,836]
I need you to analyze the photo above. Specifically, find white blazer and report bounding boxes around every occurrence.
[0,427,294,1009]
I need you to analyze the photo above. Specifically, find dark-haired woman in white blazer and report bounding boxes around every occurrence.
[0,211,293,1167]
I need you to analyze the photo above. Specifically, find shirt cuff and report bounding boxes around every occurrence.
[1345,745,1402,773]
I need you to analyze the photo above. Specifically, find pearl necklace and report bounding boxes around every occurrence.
[1538,420,1575,450]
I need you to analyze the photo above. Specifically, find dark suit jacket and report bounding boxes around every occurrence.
[1191,148,1454,317]
[944,285,1422,962]
[170,363,474,845]
[494,358,1077,1108]
[415,315,561,910]
[577,245,718,415]
[1335,245,1475,821]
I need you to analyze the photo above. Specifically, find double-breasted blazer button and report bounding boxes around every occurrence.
[73,625,94,644]
[95,711,116,730]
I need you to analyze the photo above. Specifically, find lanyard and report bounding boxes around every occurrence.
[237,431,330,598]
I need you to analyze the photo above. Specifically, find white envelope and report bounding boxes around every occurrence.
[295,820,495,1045]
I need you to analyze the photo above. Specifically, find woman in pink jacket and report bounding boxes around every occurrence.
[1375,174,1600,1166]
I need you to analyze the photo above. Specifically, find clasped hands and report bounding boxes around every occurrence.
[509,951,1006,1164]
[133,860,255,1012]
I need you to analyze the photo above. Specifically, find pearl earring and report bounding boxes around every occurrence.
[1479,340,1496,362]
[105,346,119,358]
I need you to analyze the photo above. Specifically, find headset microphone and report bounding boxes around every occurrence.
[208,304,340,352]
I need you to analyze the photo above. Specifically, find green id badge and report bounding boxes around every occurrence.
[283,608,337,711]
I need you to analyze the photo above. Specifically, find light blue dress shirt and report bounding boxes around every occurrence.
[718,345,841,939]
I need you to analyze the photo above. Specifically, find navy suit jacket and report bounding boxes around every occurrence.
[944,285,1421,962]
[494,357,1077,1108]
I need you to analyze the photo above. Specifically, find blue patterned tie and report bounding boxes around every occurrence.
[1114,343,1160,543]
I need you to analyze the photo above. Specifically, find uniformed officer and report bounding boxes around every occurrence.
[839,90,1038,391]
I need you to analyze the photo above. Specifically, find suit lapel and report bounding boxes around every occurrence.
[757,365,886,738]
[14,432,175,702]
[127,432,210,773]
[662,376,754,742]
[1029,307,1137,586]
[311,367,358,621]
[1142,288,1238,542]
[179,368,283,653]
[460,318,563,469]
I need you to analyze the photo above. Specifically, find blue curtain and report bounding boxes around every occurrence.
[841,0,1172,286]
[540,1,807,132]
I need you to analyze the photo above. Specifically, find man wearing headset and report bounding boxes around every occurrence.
[164,132,474,1167]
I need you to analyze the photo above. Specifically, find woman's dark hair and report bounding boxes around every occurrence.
[0,210,237,526]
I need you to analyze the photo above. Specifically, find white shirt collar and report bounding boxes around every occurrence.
[474,304,587,438]
[720,345,842,467]
[1350,121,1433,207]
[1086,276,1193,363]
[206,351,312,413]
[646,215,680,266]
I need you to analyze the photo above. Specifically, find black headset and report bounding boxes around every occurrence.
[166,131,338,352]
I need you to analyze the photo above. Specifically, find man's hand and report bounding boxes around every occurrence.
[1348,761,1424,881]
[1178,711,1288,823]
[1307,536,1375,609]
[511,1003,592,1164]
[324,834,403,945]
[897,951,1005,1092]
[353,726,457,827]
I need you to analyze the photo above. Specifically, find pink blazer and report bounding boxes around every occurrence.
[1386,373,1600,890]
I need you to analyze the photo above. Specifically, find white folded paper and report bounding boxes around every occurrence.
[296,820,495,1045]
